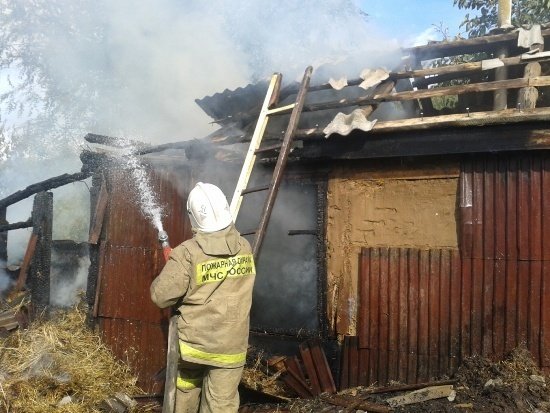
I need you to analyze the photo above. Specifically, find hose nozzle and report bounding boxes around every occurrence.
[158,230,169,244]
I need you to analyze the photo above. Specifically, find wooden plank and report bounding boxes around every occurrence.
[281,373,313,399]
[0,171,91,210]
[439,250,451,379]
[321,394,391,413]
[405,29,549,60]
[358,249,370,348]
[372,76,550,103]
[294,107,550,138]
[13,233,38,292]
[397,248,409,383]
[299,342,322,396]
[365,379,457,395]
[417,249,430,382]
[308,340,336,394]
[89,176,108,244]
[387,248,399,382]
[407,249,419,383]
[283,358,312,397]
[378,247,389,385]
[285,356,308,384]
[394,53,550,81]
[386,385,455,407]
[428,250,440,380]
[448,250,462,374]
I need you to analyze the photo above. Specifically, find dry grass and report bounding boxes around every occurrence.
[0,304,153,413]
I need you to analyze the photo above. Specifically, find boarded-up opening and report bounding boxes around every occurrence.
[326,162,460,335]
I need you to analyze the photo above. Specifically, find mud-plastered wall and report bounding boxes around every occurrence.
[326,161,460,336]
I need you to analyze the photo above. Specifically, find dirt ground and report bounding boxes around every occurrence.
[241,346,550,412]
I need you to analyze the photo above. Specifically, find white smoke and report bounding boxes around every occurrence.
[0,0,400,301]
[50,254,90,307]
[0,260,12,295]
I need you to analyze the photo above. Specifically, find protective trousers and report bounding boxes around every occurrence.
[175,361,244,413]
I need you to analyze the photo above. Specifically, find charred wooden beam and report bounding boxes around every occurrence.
[13,233,38,292]
[273,76,550,117]
[279,53,550,103]
[365,379,457,395]
[88,176,108,244]
[0,171,91,210]
[29,192,53,315]
[0,208,6,261]
[295,124,550,160]
[320,394,391,413]
[283,106,550,140]
[404,28,550,61]
[0,218,32,232]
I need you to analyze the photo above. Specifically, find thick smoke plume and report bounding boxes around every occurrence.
[0,1,399,306]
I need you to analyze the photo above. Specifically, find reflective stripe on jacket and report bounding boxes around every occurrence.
[150,224,256,368]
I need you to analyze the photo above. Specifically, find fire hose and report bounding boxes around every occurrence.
[158,230,179,413]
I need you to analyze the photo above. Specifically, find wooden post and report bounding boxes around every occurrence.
[493,46,508,110]
[518,44,544,109]
[86,173,104,310]
[29,191,53,315]
[0,208,7,262]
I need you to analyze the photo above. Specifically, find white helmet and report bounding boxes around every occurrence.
[186,182,233,232]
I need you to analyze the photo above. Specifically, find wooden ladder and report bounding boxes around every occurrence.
[230,66,313,259]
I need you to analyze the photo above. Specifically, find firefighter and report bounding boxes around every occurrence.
[150,182,256,413]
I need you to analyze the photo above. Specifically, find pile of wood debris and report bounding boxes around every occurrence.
[239,346,550,413]
[0,299,155,413]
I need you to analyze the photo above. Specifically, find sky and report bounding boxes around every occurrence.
[359,0,467,46]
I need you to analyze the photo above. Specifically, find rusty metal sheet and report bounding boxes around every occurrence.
[99,317,167,393]
[96,167,193,392]
[355,152,550,385]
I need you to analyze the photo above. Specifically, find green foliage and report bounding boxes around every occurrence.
[454,0,550,37]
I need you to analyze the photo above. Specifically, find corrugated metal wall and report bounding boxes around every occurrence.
[356,152,550,385]
[96,167,192,392]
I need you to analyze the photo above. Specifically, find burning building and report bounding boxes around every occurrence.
[4,13,550,412]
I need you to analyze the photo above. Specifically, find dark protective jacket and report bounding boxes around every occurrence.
[150,224,256,368]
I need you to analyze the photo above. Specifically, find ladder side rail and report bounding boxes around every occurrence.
[229,73,283,220]
[252,66,313,258]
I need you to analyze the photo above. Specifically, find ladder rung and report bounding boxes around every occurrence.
[255,144,282,154]
[241,185,270,195]
[266,103,295,115]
